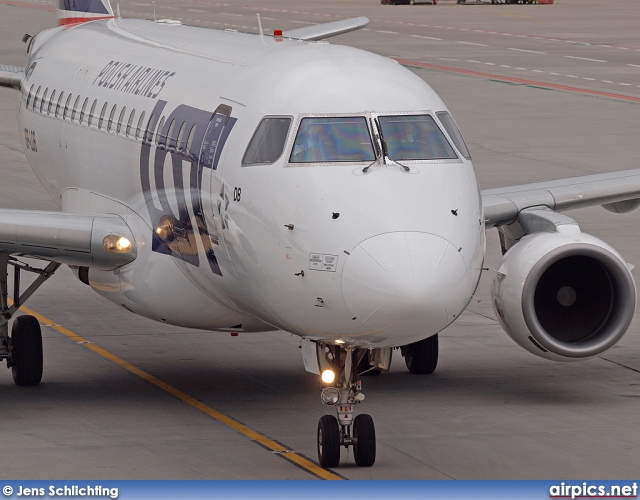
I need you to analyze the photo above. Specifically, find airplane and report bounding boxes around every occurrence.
[1,0,640,469]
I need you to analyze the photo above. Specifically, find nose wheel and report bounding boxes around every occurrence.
[316,345,377,467]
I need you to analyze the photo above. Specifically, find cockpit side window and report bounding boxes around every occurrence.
[436,111,471,160]
[290,117,375,163]
[243,116,292,166]
[378,115,457,161]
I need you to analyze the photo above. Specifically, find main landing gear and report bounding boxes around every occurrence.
[315,345,389,468]
[0,253,59,386]
[401,334,439,375]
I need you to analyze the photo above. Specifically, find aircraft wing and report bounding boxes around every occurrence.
[282,17,369,41]
[482,168,640,228]
[0,209,137,270]
[0,65,23,90]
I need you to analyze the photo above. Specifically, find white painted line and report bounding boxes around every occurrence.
[566,75,578,78]
[412,35,442,40]
[627,64,640,68]
[377,31,399,34]
[484,62,495,66]
[459,41,488,47]
[501,65,511,68]
[532,70,545,73]
[508,48,546,55]
[516,68,527,71]
[620,83,632,86]
[565,56,607,63]
[583,77,596,81]
[468,60,482,64]
[549,72,560,76]
[601,80,614,83]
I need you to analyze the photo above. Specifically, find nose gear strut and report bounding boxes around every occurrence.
[316,345,376,468]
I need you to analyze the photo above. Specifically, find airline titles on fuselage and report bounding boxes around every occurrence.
[92,60,175,99]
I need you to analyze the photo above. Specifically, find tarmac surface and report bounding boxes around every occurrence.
[0,0,639,480]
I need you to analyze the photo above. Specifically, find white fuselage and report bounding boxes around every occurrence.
[18,19,484,348]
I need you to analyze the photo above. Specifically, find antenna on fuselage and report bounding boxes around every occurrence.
[116,3,121,19]
[257,14,264,37]
[153,1,156,22]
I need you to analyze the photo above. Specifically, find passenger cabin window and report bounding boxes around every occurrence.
[126,109,136,137]
[166,119,176,148]
[156,116,166,146]
[378,115,457,161]
[26,84,34,108]
[98,102,108,129]
[71,95,80,121]
[243,117,292,166]
[145,113,156,142]
[290,117,374,163]
[107,104,117,131]
[80,98,88,124]
[117,107,126,134]
[88,100,97,126]
[33,86,41,111]
[136,111,145,139]
[63,94,72,120]
[175,122,187,151]
[48,90,57,115]
[39,88,48,114]
[185,124,196,156]
[436,111,471,160]
[55,92,64,117]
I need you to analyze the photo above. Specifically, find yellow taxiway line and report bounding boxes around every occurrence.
[17,304,343,481]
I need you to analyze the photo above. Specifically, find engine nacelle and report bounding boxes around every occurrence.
[492,230,636,361]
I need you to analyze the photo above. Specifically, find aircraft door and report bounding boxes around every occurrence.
[198,104,240,269]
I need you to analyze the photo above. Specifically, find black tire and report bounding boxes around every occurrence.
[11,315,43,386]
[353,414,376,467]
[317,415,340,468]
[403,334,438,375]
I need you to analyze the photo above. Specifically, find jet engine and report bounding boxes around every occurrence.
[492,226,636,361]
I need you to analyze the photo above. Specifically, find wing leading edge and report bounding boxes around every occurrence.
[482,168,640,228]
[282,17,369,41]
[0,209,137,270]
[0,65,23,90]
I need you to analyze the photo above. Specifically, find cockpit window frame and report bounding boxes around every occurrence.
[284,111,462,168]
[242,115,294,167]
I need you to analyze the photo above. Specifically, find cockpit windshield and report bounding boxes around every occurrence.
[290,117,375,163]
[378,115,457,161]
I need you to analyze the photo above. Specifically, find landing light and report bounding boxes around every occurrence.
[321,387,340,405]
[321,369,335,385]
[103,235,132,253]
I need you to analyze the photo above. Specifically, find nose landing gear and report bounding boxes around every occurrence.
[316,345,377,468]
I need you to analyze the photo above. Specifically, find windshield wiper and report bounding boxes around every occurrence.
[363,118,410,173]
[362,118,384,173]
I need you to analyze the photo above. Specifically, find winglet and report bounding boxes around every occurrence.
[282,16,369,41]
[57,0,115,26]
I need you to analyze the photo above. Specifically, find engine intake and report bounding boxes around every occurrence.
[492,232,636,361]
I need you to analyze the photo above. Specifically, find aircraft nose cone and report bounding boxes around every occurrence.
[342,232,469,342]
